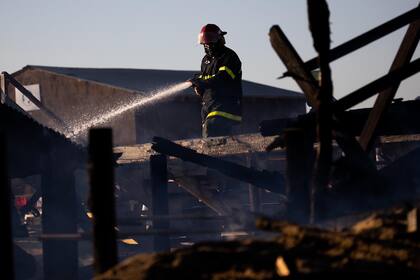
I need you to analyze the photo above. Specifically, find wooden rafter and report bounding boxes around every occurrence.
[269,25,319,108]
[283,4,420,76]
[359,12,420,151]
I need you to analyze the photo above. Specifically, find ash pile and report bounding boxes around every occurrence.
[96,205,420,279]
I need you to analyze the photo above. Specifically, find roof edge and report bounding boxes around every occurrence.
[14,65,150,97]
[14,65,304,98]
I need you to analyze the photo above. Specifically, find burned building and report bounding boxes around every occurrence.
[2,1,420,278]
[10,65,305,145]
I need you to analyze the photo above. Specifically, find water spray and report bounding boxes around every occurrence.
[66,81,192,143]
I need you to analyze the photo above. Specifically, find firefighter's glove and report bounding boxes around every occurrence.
[188,76,203,88]
[188,76,205,96]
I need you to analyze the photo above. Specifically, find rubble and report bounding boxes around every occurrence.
[95,206,420,279]
[2,1,420,279]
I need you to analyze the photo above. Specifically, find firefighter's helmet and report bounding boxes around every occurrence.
[197,24,227,45]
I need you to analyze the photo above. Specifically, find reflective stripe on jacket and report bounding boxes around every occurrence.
[206,111,242,122]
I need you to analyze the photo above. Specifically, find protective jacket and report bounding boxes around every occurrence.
[198,46,243,123]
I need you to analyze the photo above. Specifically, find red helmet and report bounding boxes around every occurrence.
[197,24,227,44]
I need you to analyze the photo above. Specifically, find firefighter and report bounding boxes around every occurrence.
[189,24,243,138]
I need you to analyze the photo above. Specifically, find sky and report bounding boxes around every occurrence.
[1,0,419,108]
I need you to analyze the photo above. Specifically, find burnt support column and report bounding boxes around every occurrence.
[0,73,8,104]
[88,128,118,274]
[284,128,316,224]
[0,133,14,280]
[247,156,261,213]
[150,154,170,252]
[41,145,78,280]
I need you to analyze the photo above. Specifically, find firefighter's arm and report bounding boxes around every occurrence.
[199,55,241,89]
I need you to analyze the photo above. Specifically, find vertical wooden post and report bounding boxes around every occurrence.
[88,128,118,274]
[150,154,170,252]
[0,73,8,104]
[247,156,261,213]
[41,145,78,280]
[307,0,333,189]
[248,185,261,213]
[0,133,14,280]
[284,129,315,224]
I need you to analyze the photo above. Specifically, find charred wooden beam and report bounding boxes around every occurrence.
[171,176,233,216]
[150,154,170,252]
[319,145,420,218]
[334,129,377,175]
[359,14,420,151]
[0,133,14,280]
[0,73,8,104]
[115,134,279,165]
[247,156,261,213]
[334,57,420,112]
[284,129,315,224]
[330,127,381,200]
[261,100,420,137]
[262,58,420,138]
[41,144,78,280]
[283,5,420,76]
[151,137,284,193]
[2,72,68,130]
[379,145,420,202]
[307,0,333,189]
[88,128,118,274]
[269,25,319,108]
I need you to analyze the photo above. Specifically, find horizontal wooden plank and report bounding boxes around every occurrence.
[114,133,420,165]
[114,134,279,164]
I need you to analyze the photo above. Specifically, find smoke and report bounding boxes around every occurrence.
[65,81,192,144]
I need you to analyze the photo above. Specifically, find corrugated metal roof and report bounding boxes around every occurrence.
[0,97,84,176]
[23,65,304,99]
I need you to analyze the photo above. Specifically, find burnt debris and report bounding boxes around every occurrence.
[2,1,420,279]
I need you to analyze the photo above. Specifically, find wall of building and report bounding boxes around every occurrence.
[135,97,203,143]
[10,68,305,145]
[10,69,137,146]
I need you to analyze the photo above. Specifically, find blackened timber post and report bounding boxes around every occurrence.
[284,128,316,224]
[150,154,170,252]
[0,133,14,280]
[2,72,67,129]
[307,0,333,190]
[247,155,261,213]
[41,143,78,280]
[0,73,8,104]
[88,128,118,274]
[333,57,420,112]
